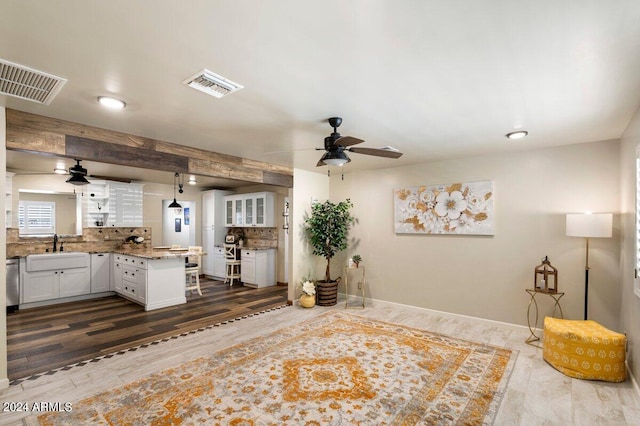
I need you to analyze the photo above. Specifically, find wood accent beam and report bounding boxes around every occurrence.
[6,109,294,187]
[66,136,189,173]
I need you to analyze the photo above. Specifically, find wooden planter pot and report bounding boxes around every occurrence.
[316,278,341,306]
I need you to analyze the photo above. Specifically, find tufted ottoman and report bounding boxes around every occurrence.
[543,317,626,382]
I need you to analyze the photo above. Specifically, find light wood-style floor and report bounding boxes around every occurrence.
[6,278,288,381]
[3,299,640,425]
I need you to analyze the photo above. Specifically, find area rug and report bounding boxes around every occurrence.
[34,311,517,425]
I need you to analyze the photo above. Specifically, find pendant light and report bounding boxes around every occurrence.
[168,172,182,209]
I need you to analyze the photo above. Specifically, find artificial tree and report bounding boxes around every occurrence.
[305,198,355,283]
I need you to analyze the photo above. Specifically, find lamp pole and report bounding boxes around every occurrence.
[584,237,590,320]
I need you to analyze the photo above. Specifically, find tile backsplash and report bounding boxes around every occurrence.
[6,227,152,257]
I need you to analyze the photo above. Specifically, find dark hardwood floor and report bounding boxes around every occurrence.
[7,278,288,381]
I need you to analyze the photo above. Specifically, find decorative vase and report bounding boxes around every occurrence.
[300,294,316,308]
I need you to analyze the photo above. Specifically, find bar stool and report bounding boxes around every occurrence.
[224,244,241,287]
[185,246,202,296]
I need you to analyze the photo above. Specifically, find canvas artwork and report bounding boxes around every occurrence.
[394,181,494,235]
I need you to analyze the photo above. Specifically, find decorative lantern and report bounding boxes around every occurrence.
[534,256,558,293]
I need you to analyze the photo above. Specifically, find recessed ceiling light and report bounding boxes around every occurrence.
[53,166,67,175]
[505,130,528,139]
[97,96,126,109]
[188,176,197,185]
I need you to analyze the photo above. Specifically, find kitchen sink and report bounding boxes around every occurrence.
[26,252,90,272]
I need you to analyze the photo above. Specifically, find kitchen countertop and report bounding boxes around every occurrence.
[114,249,198,260]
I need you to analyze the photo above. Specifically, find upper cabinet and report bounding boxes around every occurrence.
[225,195,244,227]
[84,181,144,227]
[225,192,275,227]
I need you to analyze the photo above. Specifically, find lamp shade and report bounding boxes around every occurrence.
[566,213,612,238]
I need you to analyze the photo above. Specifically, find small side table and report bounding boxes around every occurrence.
[525,288,564,346]
[344,265,366,308]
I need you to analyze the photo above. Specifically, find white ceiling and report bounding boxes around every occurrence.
[2,0,640,183]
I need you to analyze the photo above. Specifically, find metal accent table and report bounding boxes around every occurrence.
[525,288,564,346]
[344,265,366,308]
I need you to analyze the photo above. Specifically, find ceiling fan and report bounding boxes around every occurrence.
[317,117,403,167]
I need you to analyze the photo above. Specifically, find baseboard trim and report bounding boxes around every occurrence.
[343,293,531,333]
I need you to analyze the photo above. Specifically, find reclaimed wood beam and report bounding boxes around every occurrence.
[6,109,293,187]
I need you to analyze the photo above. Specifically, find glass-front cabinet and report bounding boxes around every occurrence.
[244,197,254,226]
[225,192,275,227]
[225,195,245,227]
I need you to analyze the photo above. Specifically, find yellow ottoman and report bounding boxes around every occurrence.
[543,317,626,382]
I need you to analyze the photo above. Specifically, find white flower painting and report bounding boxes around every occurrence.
[394,181,494,235]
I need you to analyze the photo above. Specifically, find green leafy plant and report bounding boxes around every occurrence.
[305,199,355,282]
[351,254,362,268]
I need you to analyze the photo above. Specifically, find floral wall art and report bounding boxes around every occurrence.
[394,181,494,235]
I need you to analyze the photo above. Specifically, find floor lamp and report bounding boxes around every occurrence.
[566,213,612,320]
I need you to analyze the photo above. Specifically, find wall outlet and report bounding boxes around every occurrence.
[357,282,362,290]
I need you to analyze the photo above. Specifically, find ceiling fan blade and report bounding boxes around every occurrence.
[335,136,364,147]
[348,147,403,158]
[316,159,327,167]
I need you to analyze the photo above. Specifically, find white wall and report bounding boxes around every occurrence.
[1,107,7,388]
[142,182,202,247]
[161,200,196,247]
[330,140,621,329]
[619,104,640,381]
[289,168,330,302]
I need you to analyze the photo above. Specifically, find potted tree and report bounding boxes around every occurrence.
[304,199,355,306]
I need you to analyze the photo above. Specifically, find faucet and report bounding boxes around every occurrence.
[52,234,58,252]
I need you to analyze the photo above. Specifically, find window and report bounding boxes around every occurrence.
[19,200,55,235]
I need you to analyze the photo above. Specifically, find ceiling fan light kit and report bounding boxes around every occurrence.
[316,117,403,168]
[66,159,90,185]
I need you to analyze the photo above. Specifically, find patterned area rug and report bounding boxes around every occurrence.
[34,311,517,425]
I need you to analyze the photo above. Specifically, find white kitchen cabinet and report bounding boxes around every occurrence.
[112,260,123,292]
[58,268,91,298]
[202,189,231,276]
[225,192,276,227]
[112,253,185,311]
[213,246,226,280]
[240,248,275,288]
[91,253,111,293]
[224,195,244,227]
[21,264,90,304]
[22,270,58,303]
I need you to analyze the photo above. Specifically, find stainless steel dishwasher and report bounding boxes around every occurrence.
[6,258,19,313]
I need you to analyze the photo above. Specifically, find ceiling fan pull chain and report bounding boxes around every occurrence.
[342,170,344,181]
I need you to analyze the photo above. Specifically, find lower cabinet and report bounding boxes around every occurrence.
[213,247,226,280]
[112,254,185,311]
[240,249,275,288]
[90,253,111,293]
[22,267,90,304]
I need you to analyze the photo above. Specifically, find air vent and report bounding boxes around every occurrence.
[0,58,67,105]
[182,69,243,99]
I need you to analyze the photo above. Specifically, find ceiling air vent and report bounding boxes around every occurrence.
[0,58,67,105]
[182,69,243,99]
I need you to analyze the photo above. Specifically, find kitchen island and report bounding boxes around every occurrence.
[112,249,197,311]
